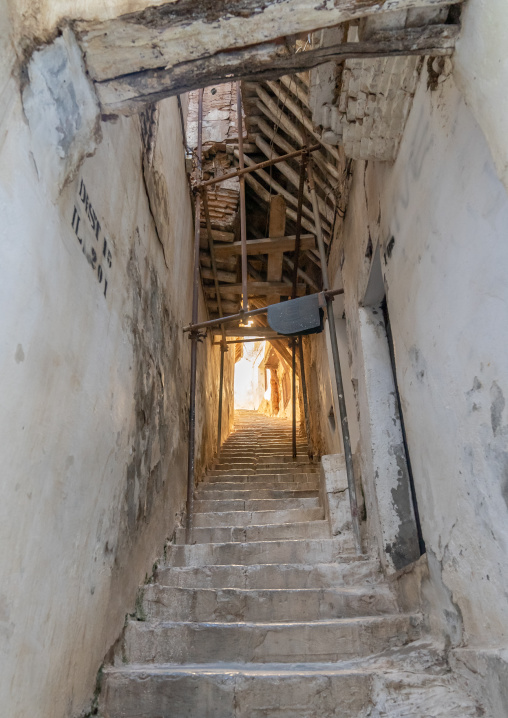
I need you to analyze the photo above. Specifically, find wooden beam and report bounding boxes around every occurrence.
[232,148,319,229]
[267,195,287,307]
[265,79,340,163]
[200,228,235,243]
[214,234,316,257]
[208,281,306,296]
[76,2,459,79]
[212,328,281,338]
[279,74,311,110]
[255,135,334,227]
[90,23,460,114]
[254,111,340,184]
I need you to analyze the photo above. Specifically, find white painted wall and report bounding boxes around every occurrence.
[335,64,508,646]
[0,11,233,717]
[454,0,508,193]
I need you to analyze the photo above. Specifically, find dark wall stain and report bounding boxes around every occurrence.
[124,235,187,536]
[386,445,421,571]
[490,381,505,437]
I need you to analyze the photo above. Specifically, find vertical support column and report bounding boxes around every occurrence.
[298,336,312,458]
[186,88,204,542]
[217,339,226,456]
[236,81,248,314]
[308,160,362,554]
[292,339,297,460]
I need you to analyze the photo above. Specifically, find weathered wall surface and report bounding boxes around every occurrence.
[454,0,508,194]
[333,63,508,645]
[0,15,232,718]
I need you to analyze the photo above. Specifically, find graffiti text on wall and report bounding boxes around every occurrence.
[71,180,113,298]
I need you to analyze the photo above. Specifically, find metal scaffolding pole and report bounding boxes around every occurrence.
[185,87,204,542]
[236,81,248,314]
[308,160,362,554]
[292,338,297,460]
[217,340,226,456]
[298,336,312,459]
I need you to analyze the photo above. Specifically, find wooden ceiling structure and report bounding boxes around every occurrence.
[196,71,349,333]
[71,0,461,359]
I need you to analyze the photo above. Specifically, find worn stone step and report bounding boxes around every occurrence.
[166,537,355,567]
[101,652,480,718]
[209,466,317,477]
[156,560,382,589]
[195,487,319,501]
[99,663,369,718]
[205,473,318,484]
[121,614,422,664]
[211,461,317,474]
[192,506,324,528]
[197,481,319,493]
[176,520,330,545]
[194,497,320,514]
[140,585,398,622]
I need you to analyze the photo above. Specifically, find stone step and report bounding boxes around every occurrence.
[156,560,383,589]
[209,466,318,476]
[193,497,320,514]
[192,506,324,528]
[217,454,311,463]
[121,614,422,664]
[197,481,319,493]
[205,473,318,484]
[99,663,370,718]
[176,520,330,545]
[140,585,398,622]
[166,537,355,567]
[101,652,479,718]
[212,462,315,472]
[195,487,319,500]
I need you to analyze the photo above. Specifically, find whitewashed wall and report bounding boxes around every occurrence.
[335,64,508,646]
[0,8,233,717]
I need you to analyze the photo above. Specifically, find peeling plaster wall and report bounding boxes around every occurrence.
[333,64,508,645]
[0,17,233,718]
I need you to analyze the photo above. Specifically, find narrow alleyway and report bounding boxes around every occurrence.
[99,411,478,717]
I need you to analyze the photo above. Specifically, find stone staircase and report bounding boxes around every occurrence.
[99,411,478,717]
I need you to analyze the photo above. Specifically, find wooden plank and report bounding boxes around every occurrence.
[207,282,306,296]
[200,267,237,283]
[199,228,235,243]
[91,24,460,114]
[212,328,281,338]
[77,3,459,80]
[231,148,319,228]
[214,234,315,257]
[255,135,334,227]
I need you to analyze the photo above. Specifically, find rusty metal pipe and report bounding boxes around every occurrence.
[236,82,248,314]
[183,288,343,333]
[185,87,204,542]
[199,144,321,188]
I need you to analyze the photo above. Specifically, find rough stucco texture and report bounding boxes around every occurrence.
[0,34,233,718]
[336,65,508,645]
